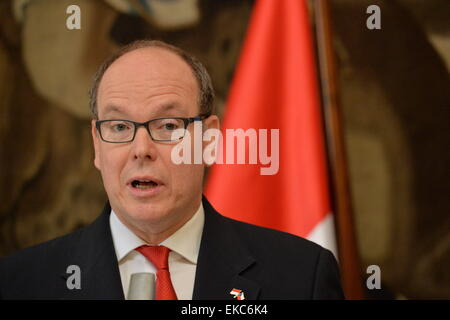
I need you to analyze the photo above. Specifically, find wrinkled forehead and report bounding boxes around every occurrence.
[106,47,196,81]
[97,47,200,115]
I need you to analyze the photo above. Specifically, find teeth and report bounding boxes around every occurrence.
[135,184,156,189]
[132,180,157,189]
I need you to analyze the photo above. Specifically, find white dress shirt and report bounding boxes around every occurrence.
[109,203,205,300]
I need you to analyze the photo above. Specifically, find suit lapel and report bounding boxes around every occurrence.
[193,196,261,300]
[60,203,124,299]
[58,197,260,300]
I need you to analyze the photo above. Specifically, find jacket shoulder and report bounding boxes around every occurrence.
[0,224,87,299]
[223,215,325,255]
[220,216,344,299]
[1,227,83,265]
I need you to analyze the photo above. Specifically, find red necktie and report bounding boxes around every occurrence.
[136,245,178,300]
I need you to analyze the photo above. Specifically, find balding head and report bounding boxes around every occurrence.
[89,40,215,119]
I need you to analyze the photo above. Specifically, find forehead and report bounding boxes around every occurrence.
[97,47,199,117]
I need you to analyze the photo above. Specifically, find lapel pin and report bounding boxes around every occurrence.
[230,288,245,300]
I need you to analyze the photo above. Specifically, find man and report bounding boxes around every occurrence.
[0,40,344,300]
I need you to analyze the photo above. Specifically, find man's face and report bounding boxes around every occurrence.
[92,47,217,235]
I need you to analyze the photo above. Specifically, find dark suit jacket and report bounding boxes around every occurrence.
[0,196,344,299]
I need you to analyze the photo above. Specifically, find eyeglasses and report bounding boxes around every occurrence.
[95,114,209,143]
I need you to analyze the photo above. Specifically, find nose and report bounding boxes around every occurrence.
[131,126,158,161]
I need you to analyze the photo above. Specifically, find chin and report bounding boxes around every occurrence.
[126,201,168,221]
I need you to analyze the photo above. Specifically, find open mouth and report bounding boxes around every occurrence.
[131,179,159,190]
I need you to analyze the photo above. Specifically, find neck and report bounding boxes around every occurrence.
[114,202,200,245]
[134,210,196,245]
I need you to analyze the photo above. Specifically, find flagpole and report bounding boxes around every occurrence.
[312,0,366,299]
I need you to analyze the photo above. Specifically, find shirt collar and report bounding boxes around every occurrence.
[109,203,205,264]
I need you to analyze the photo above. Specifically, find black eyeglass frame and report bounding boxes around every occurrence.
[95,114,210,143]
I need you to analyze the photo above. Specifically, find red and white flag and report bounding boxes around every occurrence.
[205,0,337,257]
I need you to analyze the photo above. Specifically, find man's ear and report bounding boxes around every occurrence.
[91,120,101,171]
[203,114,220,131]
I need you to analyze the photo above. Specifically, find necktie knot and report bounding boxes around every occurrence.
[136,245,170,270]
